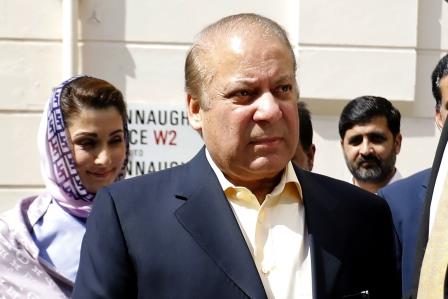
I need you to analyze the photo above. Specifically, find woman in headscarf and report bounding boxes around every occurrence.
[0,75,129,298]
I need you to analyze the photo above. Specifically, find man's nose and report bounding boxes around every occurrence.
[359,138,372,155]
[253,92,282,122]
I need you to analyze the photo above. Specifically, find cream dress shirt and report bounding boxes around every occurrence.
[206,150,313,299]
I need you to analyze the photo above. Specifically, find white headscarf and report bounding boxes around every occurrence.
[37,75,128,218]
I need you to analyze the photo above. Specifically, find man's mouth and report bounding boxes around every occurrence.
[357,158,379,168]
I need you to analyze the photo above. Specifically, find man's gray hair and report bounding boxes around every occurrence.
[184,13,296,108]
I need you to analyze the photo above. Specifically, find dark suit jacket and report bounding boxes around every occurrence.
[73,148,400,299]
[409,121,448,298]
[378,169,431,297]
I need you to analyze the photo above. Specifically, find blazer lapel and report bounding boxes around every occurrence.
[296,167,344,298]
[174,149,267,299]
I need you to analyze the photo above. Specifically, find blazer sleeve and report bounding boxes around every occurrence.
[72,187,137,299]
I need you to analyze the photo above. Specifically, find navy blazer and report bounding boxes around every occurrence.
[378,169,431,297]
[73,148,400,299]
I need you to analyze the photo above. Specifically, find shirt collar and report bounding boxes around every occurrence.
[205,149,303,202]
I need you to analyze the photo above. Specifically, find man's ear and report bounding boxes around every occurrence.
[307,144,316,171]
[436,111,444,130]
[394,132,402,154]
[187,94,202,131]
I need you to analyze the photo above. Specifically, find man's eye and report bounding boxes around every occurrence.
[348,137,362,146]
[234,90,252,97]
[370,135,386,144]
[279,85,292,93]
[272,85,294,99]
[274,84,292,95]
[227,89,255,104]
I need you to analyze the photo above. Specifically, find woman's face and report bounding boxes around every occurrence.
[67,107,126,193]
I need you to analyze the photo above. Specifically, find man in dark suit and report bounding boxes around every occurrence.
[339,96,403,193]
[378,53,448,297]
[73,13,400,299]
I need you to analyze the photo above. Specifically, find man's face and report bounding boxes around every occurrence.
[341,116,402,183]
[188,32,299,186]
[436,75,448,129]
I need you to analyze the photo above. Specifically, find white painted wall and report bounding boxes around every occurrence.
[0,0,446,211]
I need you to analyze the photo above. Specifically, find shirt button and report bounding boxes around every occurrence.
[261,259,275,274]
[261,261,273,274]
[261,266,270,274]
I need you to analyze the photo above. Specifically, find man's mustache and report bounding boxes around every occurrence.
[356,155,380,167]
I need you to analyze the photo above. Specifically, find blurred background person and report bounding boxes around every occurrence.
[292,101,315,171]
[339,95,402,193]
[433,54,448,131]
[0,75,129,297]
[415,120,448,298]
[379,53,448,298]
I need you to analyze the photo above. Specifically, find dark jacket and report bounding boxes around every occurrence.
[379,168,431,297]
[73,148,400,299]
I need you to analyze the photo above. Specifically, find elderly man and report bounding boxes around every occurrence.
[73,14,400,299]
[339,96,402,193]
